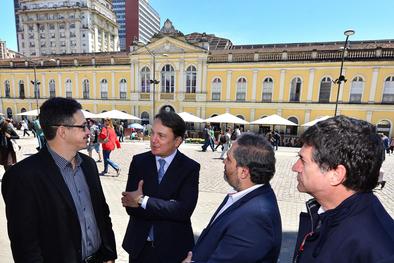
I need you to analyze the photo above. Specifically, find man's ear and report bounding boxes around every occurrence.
[175,136,183,148]
[329,164,347,186]
[239,166,250,180]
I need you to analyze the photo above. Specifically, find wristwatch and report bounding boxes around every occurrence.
[138,195,144,206]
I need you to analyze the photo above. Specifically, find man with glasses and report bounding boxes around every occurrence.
[2,97,117,263]
[292,115,394,263]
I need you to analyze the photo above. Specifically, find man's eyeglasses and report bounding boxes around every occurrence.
[51,123,89,130]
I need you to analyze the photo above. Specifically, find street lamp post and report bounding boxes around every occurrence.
[30,61,40,111]
[334,29,355,116]
[133,41,164,117]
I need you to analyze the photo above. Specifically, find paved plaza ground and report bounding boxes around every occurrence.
[0,133,393,262]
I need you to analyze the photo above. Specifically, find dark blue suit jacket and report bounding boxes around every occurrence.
[293,192,394,263]
[122,150,200,262]
[192,184,282,263]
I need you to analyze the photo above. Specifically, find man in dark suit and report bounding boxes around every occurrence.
[183,133,282,263]
[121,110,200,263]
[2,97,117,263]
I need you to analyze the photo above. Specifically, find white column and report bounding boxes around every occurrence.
[55,23,60,54]
[304,109,311,124]
[226,70,232,101]
[135,62,140,93]
[12,75,16,98]
[178,59,184,93]
[26,74,31,98]
[74,72,79,98]
[369,67,379,103]
[201,60,207,93]
[33,23,39,56]
[252,70,258,101]
[130,62,135,92]
[93,72,97,98]
[41,73,46,97]
[196,61,202,93]
[366,111,372,122]
[279,69,286,102]
[307,68,315,102]
[250,108,255,121]
[111,71,115,98]
[58,73,62,96]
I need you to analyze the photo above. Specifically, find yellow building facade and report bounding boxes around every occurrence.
[1,28,394,136]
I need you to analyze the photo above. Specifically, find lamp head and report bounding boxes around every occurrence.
[344,29,355,36]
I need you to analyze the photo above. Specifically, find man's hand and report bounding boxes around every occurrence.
[182,251,193,263]
[121,180,144,207]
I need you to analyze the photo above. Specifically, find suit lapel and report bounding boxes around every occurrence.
[207,195,229,227]
[40,147,78,216]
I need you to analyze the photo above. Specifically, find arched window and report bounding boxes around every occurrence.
[82,79,90,99]
[19,80,25,99]
[49,79,56,98]
[100,79,108,99]
[319,77,332,103]
[211,78,221,101]
[65,79,72,98]
[186,65,197,93]
[161,64,175,93]
[377,120,391,136]
[140,66,150,93]
[4,80,10,98]
[287,117,299,135]
[382,76,394,103]
[6,107,12,118]
[141,111,150,125]
[33,80,40,99]
[119,79,127,99]
[236,77,247,101]
[290,77,302,102]
[350,76,364,103]
[262,77,273,102]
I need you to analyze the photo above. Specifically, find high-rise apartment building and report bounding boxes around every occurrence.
[15,0,119,56]
[113,0,160,50]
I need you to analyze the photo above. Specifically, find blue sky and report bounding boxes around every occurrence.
[1,0,394,51]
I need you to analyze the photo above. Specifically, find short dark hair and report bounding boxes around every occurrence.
[233,133,276,184]
[300,115,383,192]
[155,110,186,139]
[39,97,82,140]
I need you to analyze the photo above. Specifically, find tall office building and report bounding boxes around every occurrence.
[15,0,119,56]
[113,0,160,50]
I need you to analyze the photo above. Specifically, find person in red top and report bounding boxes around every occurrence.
[99,118,121,176]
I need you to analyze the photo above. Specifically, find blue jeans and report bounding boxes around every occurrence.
[102,150,119,173]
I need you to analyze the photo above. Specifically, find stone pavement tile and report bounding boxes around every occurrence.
[1,137,393,262]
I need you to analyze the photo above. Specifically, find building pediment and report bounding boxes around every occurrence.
[131,36,208,57]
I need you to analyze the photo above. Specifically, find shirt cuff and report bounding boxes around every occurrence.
[141,195,149,209]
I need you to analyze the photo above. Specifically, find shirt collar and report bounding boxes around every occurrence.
[47,145,82,170]
[228,184,264,203]
[155,149,177,165]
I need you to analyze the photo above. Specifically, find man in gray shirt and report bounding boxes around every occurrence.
[2,97,117,263]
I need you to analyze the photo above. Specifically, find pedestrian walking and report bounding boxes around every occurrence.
[219,128,231,160]
[0,118,20,171]
[99,118,121,176]
[20,120,30,136]
[87,119,103,162]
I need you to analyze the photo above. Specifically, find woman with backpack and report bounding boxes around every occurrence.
[98,118,121,176]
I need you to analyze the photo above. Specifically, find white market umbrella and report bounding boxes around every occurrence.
[128,123,144,129]
[251,114,297,126]
[205,113,249,124]
[16,109,39,116]
[96,110,141,120]
[177,112,204,123]
[81,110,99,119]
[302,116,331,127]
